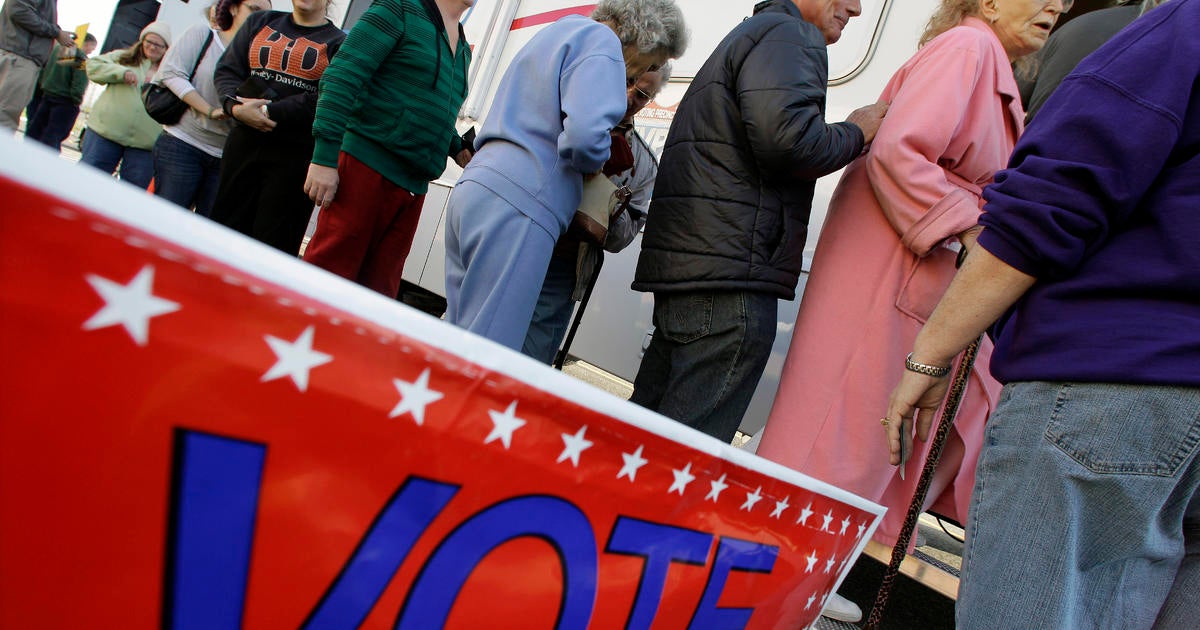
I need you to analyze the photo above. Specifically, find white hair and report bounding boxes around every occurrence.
[592,0,689,59]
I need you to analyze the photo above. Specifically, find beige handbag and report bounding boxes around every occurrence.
[567,177,632,246]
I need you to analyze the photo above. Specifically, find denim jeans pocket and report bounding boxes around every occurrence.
[1044,382,1200,477]
[656,293,713,344]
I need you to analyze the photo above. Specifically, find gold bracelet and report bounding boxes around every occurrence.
[905,352,950,378]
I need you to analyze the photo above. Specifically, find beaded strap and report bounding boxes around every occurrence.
[865,336,981,629]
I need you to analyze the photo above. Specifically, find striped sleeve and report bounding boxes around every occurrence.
[311,0,407,166]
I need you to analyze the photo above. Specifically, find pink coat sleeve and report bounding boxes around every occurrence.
[864,33,991,256]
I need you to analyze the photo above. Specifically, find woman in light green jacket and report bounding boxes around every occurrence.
[80,22,170,189]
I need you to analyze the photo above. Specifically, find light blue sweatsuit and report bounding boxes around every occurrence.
[445,16,627,349]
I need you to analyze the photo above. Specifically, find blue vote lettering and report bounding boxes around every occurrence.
[606,516,714,629]
[164,430,780,629]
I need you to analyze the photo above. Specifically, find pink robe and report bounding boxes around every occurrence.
[757,18,1024,547]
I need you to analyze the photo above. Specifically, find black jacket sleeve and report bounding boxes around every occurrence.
[214,12,263,116]
[736,20,864,181]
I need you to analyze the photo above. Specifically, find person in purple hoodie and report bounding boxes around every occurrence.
[885,1,1200,627]
[442,0,687,350]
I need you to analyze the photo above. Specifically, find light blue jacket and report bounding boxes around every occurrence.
[461,16,626,236]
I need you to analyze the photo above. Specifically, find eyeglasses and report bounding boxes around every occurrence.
[630,85,655,102]
[1047,0,1074,12]
[143,38,167,50]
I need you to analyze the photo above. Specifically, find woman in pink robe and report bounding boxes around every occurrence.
[757,0,1069,550]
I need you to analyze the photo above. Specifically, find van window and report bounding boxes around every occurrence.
[672,0,889,82]
[828,0,889,81]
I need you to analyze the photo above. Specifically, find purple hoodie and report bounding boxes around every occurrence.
[977,0,1200,387]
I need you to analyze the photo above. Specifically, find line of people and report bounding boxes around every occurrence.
[6,0,1196,626]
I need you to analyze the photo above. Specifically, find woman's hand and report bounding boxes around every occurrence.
[884,367,951,465]
[207,106,228,121]
[304,163,339,207]
[232,98,276,132]
[123,70,138,86]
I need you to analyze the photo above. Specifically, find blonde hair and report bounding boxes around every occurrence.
[919,0,980,48]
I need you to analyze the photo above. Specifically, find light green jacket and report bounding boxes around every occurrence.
[85,51,162,150]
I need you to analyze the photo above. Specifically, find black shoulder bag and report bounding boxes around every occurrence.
[141,30,215,125]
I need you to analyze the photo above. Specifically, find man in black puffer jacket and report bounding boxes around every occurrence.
[630,0,887,443]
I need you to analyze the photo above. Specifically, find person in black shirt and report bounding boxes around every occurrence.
[210,0,345,255]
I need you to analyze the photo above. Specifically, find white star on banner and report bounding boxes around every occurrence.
[805,550,819,573]
[840,515,852,536]
[797,502,814,526]
[740,486,763,512]
[839,556,850,575]
[668,462,696,495]
[389,368,443,425]
[705,474,729,502]
[485,401,526,449]
[82,265,180,346]
[557,426,594,467]
[805,593,818,610]
[770,496,790,519]
[820,509,835,533]
[262,326,332,392]
[617,445,648,482]
[857,521,867,539]
[824,557,835,574]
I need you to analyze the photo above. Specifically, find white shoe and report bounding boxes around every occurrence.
[820,592,863,623]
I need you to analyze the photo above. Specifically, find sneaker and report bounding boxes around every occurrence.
[820,591,863,623]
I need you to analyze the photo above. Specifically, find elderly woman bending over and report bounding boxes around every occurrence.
[443,0,687,349]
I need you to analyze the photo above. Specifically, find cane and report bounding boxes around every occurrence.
[553,253,604,370]
[863,334,982,630]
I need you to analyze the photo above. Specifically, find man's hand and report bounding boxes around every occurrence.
[304,163,339,207]
[232,98,276,132]
[55,30,75,47]
[453,148,473,169]
[846,100,889,145]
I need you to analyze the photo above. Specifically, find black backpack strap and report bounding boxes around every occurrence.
[187,30,216,82]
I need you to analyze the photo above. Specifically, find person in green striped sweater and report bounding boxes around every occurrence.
[302,0,472,298]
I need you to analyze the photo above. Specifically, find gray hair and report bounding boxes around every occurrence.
[656,61,673,84]
[592,0,689,59]
[1138,0,1166,16]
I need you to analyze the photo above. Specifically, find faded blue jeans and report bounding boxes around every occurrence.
[630,291,776,444]
[153,133,222,217]
[958,381,1200,629]
[521,252,577,364]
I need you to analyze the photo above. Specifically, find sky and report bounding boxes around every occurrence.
[57,0,118,46]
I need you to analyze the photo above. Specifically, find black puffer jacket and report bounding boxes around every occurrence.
[633,0,864,300]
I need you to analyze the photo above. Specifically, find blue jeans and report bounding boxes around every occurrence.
[153,133,222,217]
[24,94,78,150]
[521,253,578,364]
[958,382,1200,629]
[630,291,777,443]
[80,129,153,189]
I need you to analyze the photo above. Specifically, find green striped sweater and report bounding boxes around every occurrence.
[312,0,470,193]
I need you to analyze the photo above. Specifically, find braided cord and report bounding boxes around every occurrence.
[864,335,981,629]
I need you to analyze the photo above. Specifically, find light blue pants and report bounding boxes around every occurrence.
[444,180,556,351]
[958,381,1200,629]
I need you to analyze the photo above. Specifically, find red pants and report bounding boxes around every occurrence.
[303,152,425,297]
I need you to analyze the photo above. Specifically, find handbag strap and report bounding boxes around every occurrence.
[187,30,216,82]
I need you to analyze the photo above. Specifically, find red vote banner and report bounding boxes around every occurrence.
[0,139,883,629]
